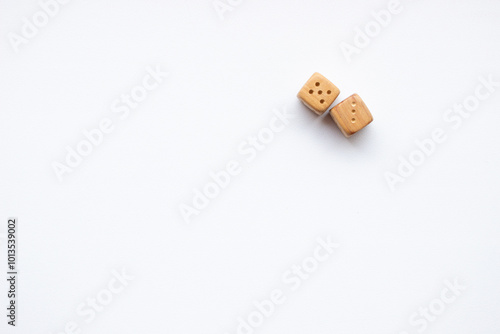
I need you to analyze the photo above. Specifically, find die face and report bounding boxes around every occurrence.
[297,72,340,115]
[330,94,373,137]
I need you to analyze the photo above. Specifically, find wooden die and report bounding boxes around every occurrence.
[330,94,373,137]
[297,72,340,115]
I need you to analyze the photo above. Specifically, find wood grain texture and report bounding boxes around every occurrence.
[330,94,373,137]
[297,72,340,115]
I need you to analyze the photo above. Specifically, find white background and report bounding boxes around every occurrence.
[1,0,500,333]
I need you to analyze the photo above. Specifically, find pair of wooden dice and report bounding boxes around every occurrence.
[297,73,373,137]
